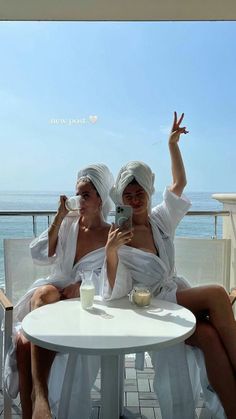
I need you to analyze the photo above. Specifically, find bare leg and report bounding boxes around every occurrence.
[30,285,61,419]
[186,321,236,419]
[177,285,236,371]
[16,334,32,419]
[31,345,56,419]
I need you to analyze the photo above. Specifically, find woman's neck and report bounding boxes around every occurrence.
[80,214,105,230]
[132,212,149,227]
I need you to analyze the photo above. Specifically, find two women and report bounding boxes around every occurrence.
[5,164,114,419]
[104,113,235,419]
[7,112,235,419]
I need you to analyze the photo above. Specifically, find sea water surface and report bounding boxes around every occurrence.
[0,190,223,286]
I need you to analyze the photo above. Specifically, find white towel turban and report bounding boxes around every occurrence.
[110,161,155,206]
[77,163,114,220]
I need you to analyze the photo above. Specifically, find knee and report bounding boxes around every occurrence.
[211,284,228,300]
[193,322,220,350]
[210,285,231,311]
[16,333,31,360]
[30,284,61,310]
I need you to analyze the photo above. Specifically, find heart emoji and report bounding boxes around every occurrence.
[89,115,98,124]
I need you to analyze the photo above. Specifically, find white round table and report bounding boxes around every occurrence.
[22,296,196,419]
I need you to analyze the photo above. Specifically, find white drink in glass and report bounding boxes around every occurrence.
[130,286,152,307]
[80,270,95,309]
[133,290,151,307]
[80,285,95,309]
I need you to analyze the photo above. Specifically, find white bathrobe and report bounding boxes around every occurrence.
[103,188,226,419]
[5,213,103,419]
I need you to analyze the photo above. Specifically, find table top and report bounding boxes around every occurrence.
[22,296,196,355]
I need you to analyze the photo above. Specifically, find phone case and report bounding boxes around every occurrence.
[115,205,133,229]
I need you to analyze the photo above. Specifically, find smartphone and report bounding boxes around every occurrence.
[115,205,133,230]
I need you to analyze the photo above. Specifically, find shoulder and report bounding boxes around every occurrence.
[100,223,111,238]
[103,222,111,229]
[150,187,191,236]
[101,222,111,232]
[59,213,80,235]
[63,212,80,224]
[152,188,191,213]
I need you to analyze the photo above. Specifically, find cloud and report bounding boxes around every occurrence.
[151,124,170,145]
[159,124,171,135]
[0,90,30,122]
[102,129,125,139]
[0,89,22,108]
[151,139,162,146]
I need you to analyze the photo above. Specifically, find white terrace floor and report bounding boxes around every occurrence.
[0,354,209,419]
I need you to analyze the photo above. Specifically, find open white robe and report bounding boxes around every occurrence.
[5,214,103,419]
[102,188,226,419]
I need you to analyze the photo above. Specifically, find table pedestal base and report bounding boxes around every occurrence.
[58,353,78,419]
[101,354,123,419]
[58,353,125,419]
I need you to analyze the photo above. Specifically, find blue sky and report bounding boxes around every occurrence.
[0,21,235,193]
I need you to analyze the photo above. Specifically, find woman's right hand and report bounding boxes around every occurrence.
[105,223,133,255]
[57,195,69,219]
[48,195,69,256]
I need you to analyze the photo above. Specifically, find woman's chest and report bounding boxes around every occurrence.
[129,228,158,256]
[123,231,175,276]
[74,229,107,263]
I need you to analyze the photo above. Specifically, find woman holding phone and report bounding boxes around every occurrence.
[103,113,236,419]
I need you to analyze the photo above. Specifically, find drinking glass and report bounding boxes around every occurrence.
[80,270,95,309]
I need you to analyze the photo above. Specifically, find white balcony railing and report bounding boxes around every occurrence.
[0,208,234,291]
[0,210,230,237]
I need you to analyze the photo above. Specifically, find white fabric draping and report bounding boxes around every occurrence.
[102,188,226,419]
[5,214,104,418]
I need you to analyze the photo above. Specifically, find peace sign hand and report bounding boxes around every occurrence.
[169,112,189,145]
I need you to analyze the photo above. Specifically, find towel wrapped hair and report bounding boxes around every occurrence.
[110,161,155,211]
[77,163,114,220]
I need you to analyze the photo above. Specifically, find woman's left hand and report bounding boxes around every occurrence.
[60,282,81,299]
[169,112,189,145]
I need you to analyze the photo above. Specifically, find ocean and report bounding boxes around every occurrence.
[0,191,223,287]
